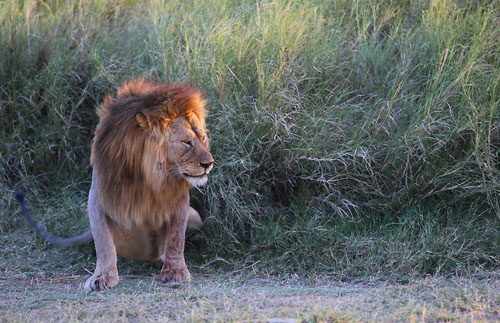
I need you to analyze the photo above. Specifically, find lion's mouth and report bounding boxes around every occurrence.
[183,173,206,178]
[183,173,208,186]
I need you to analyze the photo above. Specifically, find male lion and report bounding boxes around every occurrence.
[15,78,214,291]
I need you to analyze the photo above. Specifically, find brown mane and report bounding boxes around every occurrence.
[90,78,207,228]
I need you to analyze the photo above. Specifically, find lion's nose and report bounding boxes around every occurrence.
[200,161,213,170]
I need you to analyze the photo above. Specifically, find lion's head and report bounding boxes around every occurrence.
[133,90,214,189]
[90,78,213,227]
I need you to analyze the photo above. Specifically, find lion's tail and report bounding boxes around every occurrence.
[15,191,93,248]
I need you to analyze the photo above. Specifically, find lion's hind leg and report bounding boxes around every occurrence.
[186,206,202,232]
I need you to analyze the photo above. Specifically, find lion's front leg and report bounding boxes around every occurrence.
[84,176,119,291]
[160,207,191,282]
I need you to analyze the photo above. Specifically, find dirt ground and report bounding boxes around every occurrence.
[1,271,499,322]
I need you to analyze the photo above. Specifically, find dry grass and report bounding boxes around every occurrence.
[1,272,499,322]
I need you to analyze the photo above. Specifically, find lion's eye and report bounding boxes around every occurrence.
[183,141,193,147]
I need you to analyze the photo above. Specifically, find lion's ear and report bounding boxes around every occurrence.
[135,112,150,129]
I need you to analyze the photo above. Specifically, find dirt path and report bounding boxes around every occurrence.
[1,273,499,322]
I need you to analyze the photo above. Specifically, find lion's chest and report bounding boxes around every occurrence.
[102,181,189,229]
[102,186,189,261]
[108,217,168,262]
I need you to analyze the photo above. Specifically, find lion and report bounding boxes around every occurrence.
[15,78,214,291]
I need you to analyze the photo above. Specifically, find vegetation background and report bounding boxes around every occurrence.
[1,0,499,321]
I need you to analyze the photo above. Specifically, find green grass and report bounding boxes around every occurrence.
[1,0,499,284]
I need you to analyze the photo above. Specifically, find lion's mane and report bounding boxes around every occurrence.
[90,78,207,229]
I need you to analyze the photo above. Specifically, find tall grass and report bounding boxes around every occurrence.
[1,0,499,276]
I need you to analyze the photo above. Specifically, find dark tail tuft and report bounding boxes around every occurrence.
[15,190,25,204]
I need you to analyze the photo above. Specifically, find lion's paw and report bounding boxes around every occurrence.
[84,272,119,291]
[160,263,191,283]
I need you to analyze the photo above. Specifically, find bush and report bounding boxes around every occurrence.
[1,0,499,275]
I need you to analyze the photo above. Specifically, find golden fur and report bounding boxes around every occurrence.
[82,78,213,289]
[16,78,213,290]
[91,79,208,229]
